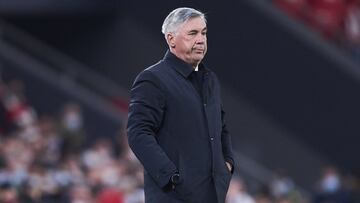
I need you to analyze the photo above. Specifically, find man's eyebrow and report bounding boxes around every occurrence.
[188,27,207,33]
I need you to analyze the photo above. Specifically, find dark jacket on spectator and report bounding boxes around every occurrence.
[127,50,234,203]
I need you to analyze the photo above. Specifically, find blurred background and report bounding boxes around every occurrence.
[0,0,360,202]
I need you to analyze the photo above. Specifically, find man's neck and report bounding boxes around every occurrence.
[170,49,200,69]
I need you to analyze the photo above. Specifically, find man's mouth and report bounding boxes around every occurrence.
[193,48,205,53]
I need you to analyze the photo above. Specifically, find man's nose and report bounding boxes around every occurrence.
[196,34,206,43]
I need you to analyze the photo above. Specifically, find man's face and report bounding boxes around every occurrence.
[168,17,207,67]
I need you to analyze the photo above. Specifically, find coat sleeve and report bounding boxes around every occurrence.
[221,104,235,174]
[127,70,177,188]
[213,73,235,173]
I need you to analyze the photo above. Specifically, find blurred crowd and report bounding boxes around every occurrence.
[273,0,360,63]
[228,166,360,203]
[1,77,360,203]
[0,78,144,203]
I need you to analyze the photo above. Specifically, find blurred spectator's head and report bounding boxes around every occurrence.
[61,102,83,132]
[228,176,247,195]
[270,169,294,198]
[0,183,19,203]
[319,166,341,193]
[226,176,256,203]
[70,184,94,203]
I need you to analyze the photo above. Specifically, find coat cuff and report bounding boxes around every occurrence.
[154,163,178,188]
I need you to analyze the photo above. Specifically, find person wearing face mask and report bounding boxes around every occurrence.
[60,103,85,156]
[127,7,235,203]
[314,166,351,203]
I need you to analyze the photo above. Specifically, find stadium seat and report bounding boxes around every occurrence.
[307,0,347,39]
[274,0,309,20]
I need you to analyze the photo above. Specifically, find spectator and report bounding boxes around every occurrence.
[96,187,124,203]
[60,102,85,156]
[226,176,256,203]
[69,184,94,203]
[0,78,145,203]
[270,170,295,198]
[0,183,19,203]
[313,166,351,203]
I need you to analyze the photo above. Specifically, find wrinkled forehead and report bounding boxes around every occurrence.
[178,17,207,32]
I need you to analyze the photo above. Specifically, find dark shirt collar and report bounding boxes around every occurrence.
[163,50,208,78]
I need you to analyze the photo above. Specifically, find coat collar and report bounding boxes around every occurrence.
[163,50,209,78]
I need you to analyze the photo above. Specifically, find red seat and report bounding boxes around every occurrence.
[274,0,309,20]
[307,0,347,39]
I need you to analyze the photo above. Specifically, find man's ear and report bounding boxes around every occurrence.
[166,33,176,48]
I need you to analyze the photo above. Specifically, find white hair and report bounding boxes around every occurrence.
[161,7,206,36]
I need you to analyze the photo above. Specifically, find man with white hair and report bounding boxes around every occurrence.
[127,7,235,203]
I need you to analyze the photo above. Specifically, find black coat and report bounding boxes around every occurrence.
[127,51,235,203]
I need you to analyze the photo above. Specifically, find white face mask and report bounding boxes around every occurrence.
[321,174,340,193]
[64,112,82,131]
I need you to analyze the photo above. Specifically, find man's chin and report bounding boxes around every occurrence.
[194,56,205,63]
[195,51,206,57]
